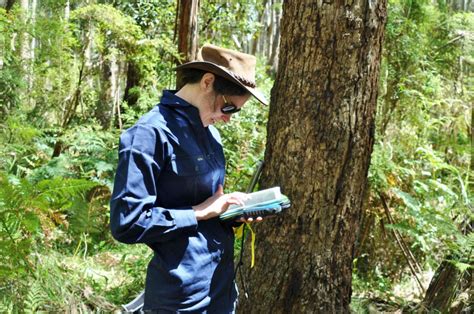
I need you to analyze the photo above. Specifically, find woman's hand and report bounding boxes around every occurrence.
[237,216,263,223]
[193,185,249,221]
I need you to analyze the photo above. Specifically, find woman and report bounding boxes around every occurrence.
[110,44,267,312]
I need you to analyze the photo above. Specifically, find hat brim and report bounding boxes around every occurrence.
[175,61,268,106]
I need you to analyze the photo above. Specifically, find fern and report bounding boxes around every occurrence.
[0,297,14,313]
[0,171,101,308]
[23,282,47,313]
[34,177,98,209]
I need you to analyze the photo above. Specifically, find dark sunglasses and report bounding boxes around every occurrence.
[221,95,241,115]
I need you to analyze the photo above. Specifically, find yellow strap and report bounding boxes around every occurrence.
[247,223,256,268]
[234,223,256,268]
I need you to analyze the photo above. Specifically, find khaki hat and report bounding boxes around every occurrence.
[176,44,268,105]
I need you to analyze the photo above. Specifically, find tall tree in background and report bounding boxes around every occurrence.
[175,0,199,89]
[240,1,387,312]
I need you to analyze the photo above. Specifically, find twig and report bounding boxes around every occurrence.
[379,192,425,293]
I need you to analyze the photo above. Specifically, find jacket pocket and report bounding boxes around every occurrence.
[170,154,210,176]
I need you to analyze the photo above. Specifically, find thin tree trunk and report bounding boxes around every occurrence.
[95,53,113,129]
[265,0,274,59]
[239,0,387,312]
[258,1,269,57]
[19,0,30,106]
[123,62,140,107]
[28,0,36,97]
[20,0,29,62]
[175,0,199,89]
[251,0,268,56]
[112,58,124,130]
[64,0,70,20]
[267,0,281,75]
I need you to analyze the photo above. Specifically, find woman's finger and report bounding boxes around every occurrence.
[226,197,245,206]
[229,192,249,201]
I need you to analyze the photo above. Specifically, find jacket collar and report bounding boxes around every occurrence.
[159,90,204,128]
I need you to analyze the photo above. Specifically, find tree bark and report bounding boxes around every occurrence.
[422,260,460,312]
[239,1,387,313]
[423,218,473,312]
[175,0,200,89]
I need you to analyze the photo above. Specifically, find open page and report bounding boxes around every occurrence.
[226,187,282,212]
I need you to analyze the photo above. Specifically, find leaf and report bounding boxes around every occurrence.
[22,211,41,233]
[452,261,472,272]
[392,188,421,211]
[428,179,457,199]
[95,161,114,177]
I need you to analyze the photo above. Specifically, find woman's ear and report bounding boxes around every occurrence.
[200,73,215,92]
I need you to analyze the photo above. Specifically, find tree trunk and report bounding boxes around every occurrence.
[20,0,29,62]
[64,0,70,20]
[95,51,125,130]
[123,62,140,107]
[265,0,274,60]
[423,217,473,312]
[259,1,269,58]
[422,260,461,312]
[251,0,268,56]
[175,0,199,89]
[95,54,113,129]
[28,0,36,93]
[19,0,30,104]
[239,1,387,313]
[267,0,281,75]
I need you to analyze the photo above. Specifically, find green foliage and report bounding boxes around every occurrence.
[71,4,143,54]
[0,171,100,309]
[31,125,119,187]
[111,0,176,38]
[200,0,264,49]
[357,0,473,305]
[23,282,47,313]
[1,0,472,311]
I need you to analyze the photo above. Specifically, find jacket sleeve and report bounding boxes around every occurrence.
[109,124,198,245]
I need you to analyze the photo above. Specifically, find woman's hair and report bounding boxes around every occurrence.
[179,68,249,96]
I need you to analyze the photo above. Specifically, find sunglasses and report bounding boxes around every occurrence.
[221,95,241,114]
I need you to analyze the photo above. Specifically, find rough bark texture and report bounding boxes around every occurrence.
[423,260,460,312]
[239,1,387,313]
[423,220,473,312]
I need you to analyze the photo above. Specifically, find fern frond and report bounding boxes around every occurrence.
[0,174,30,210]
[36,178,98,205]
[0,297,14,313]
[23,281,47,313]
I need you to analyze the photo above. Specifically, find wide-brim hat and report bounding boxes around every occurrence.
[175,44,268,105]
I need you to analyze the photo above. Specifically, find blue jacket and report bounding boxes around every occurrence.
[110,91,237,312]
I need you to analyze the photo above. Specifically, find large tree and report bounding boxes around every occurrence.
[239,1,387,312]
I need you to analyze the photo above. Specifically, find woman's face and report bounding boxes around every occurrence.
[201,93,251,127]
